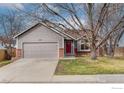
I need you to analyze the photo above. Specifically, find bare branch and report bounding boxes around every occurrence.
[42,3,77,30]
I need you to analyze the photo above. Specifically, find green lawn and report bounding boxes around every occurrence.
[0,60,11,67]
[55,57,124,75]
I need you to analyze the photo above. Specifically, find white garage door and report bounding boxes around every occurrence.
[23,42,58,59]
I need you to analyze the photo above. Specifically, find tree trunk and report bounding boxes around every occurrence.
[108,47,114,57]
[90,41,97,60]
[91,50,97,60]
[108,38,114,58]
[6,44,12,60]
[103,44,108,56]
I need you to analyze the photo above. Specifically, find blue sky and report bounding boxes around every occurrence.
[0,4,35,15]
[0,4,24,14]
[0,4,37,32]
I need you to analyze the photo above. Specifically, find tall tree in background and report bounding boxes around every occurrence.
[15,3,124,60]
[0,10,25,59]
[102,4,124,57]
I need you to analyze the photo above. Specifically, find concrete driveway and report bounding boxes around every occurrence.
[0,58,58,83]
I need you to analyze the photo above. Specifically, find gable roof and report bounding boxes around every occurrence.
[64,29,86,40]
[13,23,41,38]
[14,22,86,40]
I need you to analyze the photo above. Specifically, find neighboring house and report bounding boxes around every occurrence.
[0,44,5,49]
[0,39,15,49]
[118,34,124,47]
[14,23,92,59]
[0,41,6,49]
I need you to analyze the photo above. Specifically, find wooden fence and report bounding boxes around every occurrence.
[0,48,16,62]
[0,49,6,61]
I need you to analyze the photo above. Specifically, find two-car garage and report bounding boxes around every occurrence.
[15,23,65,59]
[23,42,58,59]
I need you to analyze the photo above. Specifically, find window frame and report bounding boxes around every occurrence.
[80,39,90,51]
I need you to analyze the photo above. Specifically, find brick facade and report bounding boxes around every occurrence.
[15,48,65,59]
[76,51,91,57]
[59,48,64,58]
[16,48,101,59]
[16,49,22,58]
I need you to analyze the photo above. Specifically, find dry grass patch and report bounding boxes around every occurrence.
[0,60,11,67]
[55,57,124,75]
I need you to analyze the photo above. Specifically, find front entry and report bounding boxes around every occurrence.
[65,40,74,56]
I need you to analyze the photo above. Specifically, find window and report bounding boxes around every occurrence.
[80,39,90,51]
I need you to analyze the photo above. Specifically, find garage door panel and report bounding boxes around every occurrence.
[23,42,58,59]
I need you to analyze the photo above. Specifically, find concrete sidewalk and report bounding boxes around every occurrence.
[51,75,124,83]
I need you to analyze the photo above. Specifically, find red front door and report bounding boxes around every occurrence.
[66,40,72,55]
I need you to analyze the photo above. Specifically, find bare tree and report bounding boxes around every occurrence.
[0,10,25,59]
[16,3,124,60]
[99,4,124,57]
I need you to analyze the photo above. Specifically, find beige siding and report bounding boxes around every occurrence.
[77,40,81,51]
[17,25,64,49]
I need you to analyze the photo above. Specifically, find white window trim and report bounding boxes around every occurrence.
[80,40,90,51]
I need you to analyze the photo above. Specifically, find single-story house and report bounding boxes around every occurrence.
[0,39,8,49]
[0,42,5,49]
[118,34,124,47]
[14,22,92,59]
